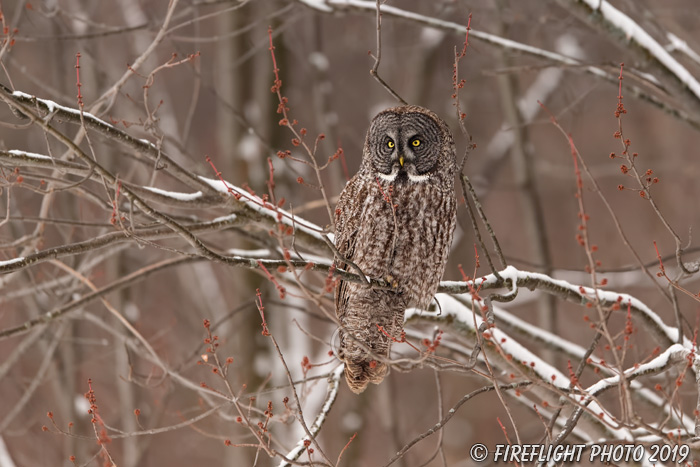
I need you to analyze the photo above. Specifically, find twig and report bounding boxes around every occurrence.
[369,0,407,105]
[298,0,700,131]
[267,331,339,466]
[459,173,506,277]
[416,370,447,467]
[612,63,698,276]
[383,382,529,466]
[89,0,181,115]
[278,370,343,467]
[0,322,65,432]
[267,27,336,227]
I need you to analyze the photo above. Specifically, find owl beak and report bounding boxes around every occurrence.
[399,156,404,167]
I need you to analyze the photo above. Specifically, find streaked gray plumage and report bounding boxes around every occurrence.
[334,105,457,393]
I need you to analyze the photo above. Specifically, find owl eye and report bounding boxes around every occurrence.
[411,138,421,147]
[387,140,395,149]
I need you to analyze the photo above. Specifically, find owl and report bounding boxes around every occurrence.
[334,105,457,393]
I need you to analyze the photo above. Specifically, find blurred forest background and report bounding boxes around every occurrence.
[2,0,700,466]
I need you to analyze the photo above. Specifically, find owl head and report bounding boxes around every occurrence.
[361,105,456,186]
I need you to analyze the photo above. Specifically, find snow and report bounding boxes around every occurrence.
[316,365,344,422]
[494,306,592,361]
[0,257,24,268]
[555,269,664,291]
[309,1,689,97]
[406,293,640,441]
[227,248,274,258]
[586,344,691,395]
[439,277,496,290]
[296,0,333,12]
[667,32,700,66]
[666,33,688,53]
[11,91,115,128]
[576,0,700,101]
[7,150,52,160]
[211,213,237,223]
[198,176,334,244]
[408,293,570,389]
[492,305,695,433]
[226,248,334,269]
[10,89,165,155]
[457,265,692,348]
[142,186,203,201]
[278,365,343,467]
[541,273,684,345]
[313,0,611,82]
[139,138,160,151]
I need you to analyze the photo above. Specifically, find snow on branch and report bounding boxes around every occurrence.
[0,205,690,356]
[492,307,695,433]
[7,149,53,161]
[10,89,116,128]
[407,294,697,441]
[0,149,87,173]
[666,32,700,67]
[439,266,690,349]
[585,343,695,396]
[311,0,700,103]
[565,0,700,102]
[406,294,632,440]
[298,0,630,86]
[198,176,333,244]
[278,365,343,467]
[0,84,333,252]
[142,186,203,202]
[407,294,568,389]
[0,84,214,195]
[296,0,700,128]
[295,0,333,12]
[0,257,25,268]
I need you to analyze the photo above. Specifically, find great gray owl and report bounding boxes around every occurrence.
[334,105,457,393]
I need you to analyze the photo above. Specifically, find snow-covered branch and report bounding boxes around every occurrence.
[295,0,700,128]
[279,366,343,467]
[406,294,697,441]
[3,1,699,461]
[1,86,332,252]
[438,266,689,349]
[557,0,700,105]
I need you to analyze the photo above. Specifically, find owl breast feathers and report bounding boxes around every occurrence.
[334,105,457,393]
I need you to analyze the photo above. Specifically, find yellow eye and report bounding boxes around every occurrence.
[412,139,421,147]
[387,140,395,149]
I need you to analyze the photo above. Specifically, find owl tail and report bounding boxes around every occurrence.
[344,359,387,394]
[340,304,404,393]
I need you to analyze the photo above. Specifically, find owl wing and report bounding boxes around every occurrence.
[333,175,366,316]
[333,176,395,393]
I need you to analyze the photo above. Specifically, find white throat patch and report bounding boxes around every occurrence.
[377,171,398,182]
[407,173,430,182]
[376,169,430,183]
